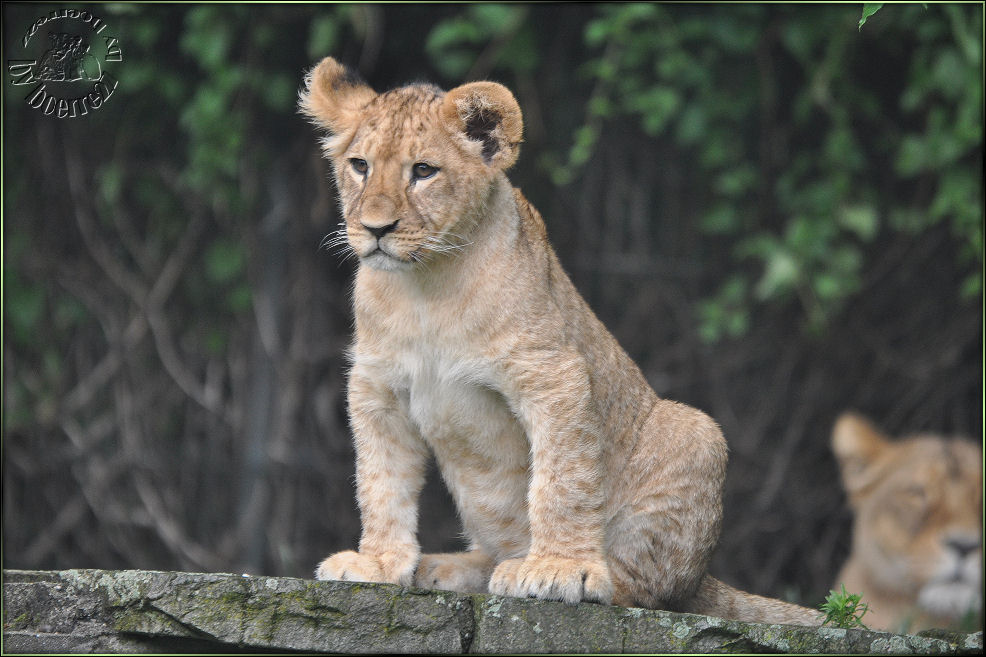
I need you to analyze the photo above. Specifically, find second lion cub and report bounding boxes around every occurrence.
[300,56,820,625]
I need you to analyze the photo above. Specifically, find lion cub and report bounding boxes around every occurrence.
[832,412,982,633]
[300,57,820,625]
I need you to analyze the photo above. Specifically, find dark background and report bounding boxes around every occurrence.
[3,3,982,609]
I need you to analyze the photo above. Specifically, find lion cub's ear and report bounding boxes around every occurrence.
[831,412,891,502]
[441,81,523,170]
[299,57,377,152]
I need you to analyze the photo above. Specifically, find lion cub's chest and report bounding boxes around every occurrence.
[385,340,525,458]
[357,276,531,480]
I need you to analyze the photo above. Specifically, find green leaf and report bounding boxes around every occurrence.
[181,7,232,71]
[674,104,707,145]
[5,275,45,343]
[205,241,247,284]
[568,124,600,168]
[470,4,525,37]
[308,15,339,59]
[587,96,614,119]
[824,126,864,171]
[701,204,741,235]
[227,284,253,313]
[838,205,878,241]
[930,47,966,101]
[258,73,295,112]
[714,165,757,197]
[503,25,540,74]
[99,163,123,205]
[888,207,931,233]
[895,135,927,177]
[55,296,88,330]
[205,329,228,355]
[858,4,884,31]
[427,17,482,53]
[584,18,611,49]
[960,273,981,301]
[698,276,750,343]
[813,273,843,301]
[828,245,863,286]
[943,4,981,65]
[755,249,800,300]
[130,19,160,49]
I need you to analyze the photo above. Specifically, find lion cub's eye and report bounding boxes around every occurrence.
[412,162,439,180]
[350,158,369,175]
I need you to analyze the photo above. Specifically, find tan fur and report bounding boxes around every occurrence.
[832,412,983,633]
[300,56,821,626]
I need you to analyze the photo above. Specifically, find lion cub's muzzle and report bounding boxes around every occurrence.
[356,217,399,258]
[362,218,399,241]
[351,217,415,271]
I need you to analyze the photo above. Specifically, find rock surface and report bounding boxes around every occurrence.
[3,569,982,654]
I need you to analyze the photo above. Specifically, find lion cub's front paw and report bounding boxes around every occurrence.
[488,555,614,605]
[315,549,417,586]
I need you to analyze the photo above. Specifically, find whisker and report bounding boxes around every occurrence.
[319,223,350,252]
[317,223,359,268]
[424,235,473,254]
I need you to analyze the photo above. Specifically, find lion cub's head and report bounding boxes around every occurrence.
[299,57,523,272]
[832,412,982,631]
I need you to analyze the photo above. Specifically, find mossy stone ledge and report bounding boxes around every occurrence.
[3,569,981,654]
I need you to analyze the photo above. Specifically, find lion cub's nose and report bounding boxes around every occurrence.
[946,534,981,558]
[362,219,398,240]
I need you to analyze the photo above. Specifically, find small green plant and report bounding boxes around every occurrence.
[820,584,870,629]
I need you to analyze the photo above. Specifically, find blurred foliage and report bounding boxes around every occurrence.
[7,3,977,381]
[426,4,537,80]
[3,4,349,428]
[535,3,982,340]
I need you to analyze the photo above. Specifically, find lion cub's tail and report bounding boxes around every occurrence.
[682,575,823,626]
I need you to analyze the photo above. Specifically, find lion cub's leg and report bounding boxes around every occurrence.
[487,351,615,605]
[316,368,428,586]
[606,402,728,609]
[416,400,530,594]
[415,548,496,593]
